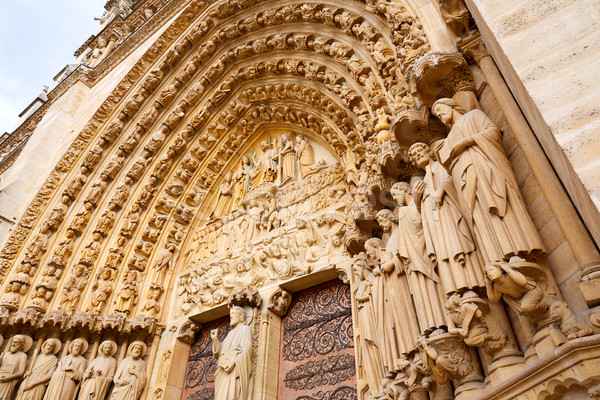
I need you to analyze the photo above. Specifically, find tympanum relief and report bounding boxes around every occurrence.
[177,132,348,316]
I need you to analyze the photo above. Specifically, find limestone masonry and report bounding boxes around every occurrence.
[0,0,599,399]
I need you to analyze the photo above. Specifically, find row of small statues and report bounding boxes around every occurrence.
[0,336,147,400]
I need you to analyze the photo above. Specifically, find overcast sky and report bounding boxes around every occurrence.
[0,0,107,134]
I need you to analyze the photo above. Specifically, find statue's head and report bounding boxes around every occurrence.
[70,338,88,357]
[432,98,466,127]
[408,142,435,168]
[364,238,384,259]
[390,182,411,206]
[128,341,147,359]
[42,338,60,355]
[10,336,25,353]
[230,306,246,326]
[484,262,504,281]
[445,293,462,312]
[376,209,396,232]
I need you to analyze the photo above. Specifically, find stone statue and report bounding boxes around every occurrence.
[14,338,60,400]
[250,139,278,187]
[279,133,296,184]
[353,259,385,397]
[0,335,31,399]
[79,340,117,400]
[114,270,139,315]
[58,264,88,311]
[211,306,253,400]
[44,338,88,400]
[110,341,147,400]
[432,98,544,264]
[391,181,447,333]
[408,141,485,294]
[212,172,235,218]
[445,292,505,355]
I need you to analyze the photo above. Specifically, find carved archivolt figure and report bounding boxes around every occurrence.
[115,270,139,315]
[353,259,385,397]
[250,139,278,187]
[110,341,147,400]
[58,264,88,311]
[433,98,544,264]
[0,335,31,399]
[408,141,485,294]
[14,338,60,400]
[211,306,253,400]
[79,340,117,400]
[44,338,88,400]
[87,267,114,314]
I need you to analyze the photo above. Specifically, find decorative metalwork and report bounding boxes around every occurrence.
[282,280,353,362]
[279,280,357,400]
[182,317,231,400]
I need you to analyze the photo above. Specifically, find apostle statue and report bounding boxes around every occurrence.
[79,340,118,400]
[211,306,253,400]
[391,181,447,333]
[0,335,31,399]
[110,341,147,400]
[408,140,485,294]
[15,338,60,400]
[44,338,88,400]
[432,98,544,264]
[250,139,278,187]
[353,259,385,397]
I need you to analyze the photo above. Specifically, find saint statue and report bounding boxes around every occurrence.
[279,134,296,184]
[79,340,117,400]
[391,181,447,333]
[211,306,253,400]
[353,259,385,396]
[432,98,544,264]
[408,141,485,294]
[212,172,235,218]
[295,135,316,178]
[250,139,278,187]
[110,341,147,400]
[0,335,31,399]
[15,338,60,400]
[44,338,88,400]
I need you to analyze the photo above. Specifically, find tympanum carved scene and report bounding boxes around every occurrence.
[1,0,600,399]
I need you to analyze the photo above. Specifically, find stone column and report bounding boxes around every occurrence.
[460,33,600,306]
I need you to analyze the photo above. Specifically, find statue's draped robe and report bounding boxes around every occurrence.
[373,230,420,371]
[396,202,447,333]
[421,161,485,293]
[110,357,146,400]
[43,354,86,400]
[15,353,57,400]
[355,277,385,395]
[440,109,544,264]
[213,324,253,400]
[79,355,117,400]
[0,351,27,399]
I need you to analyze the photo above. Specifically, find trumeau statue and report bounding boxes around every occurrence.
[14,338,60,400]
[0,335,31,399]
[79,340,117,400]
[110,341,147,400]
[44,338,88,400]
[211,306,253,400]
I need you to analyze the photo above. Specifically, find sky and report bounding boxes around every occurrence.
[0,0,107,134]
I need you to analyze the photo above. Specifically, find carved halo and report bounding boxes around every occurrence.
[11,334,33,353]
[43,337,62,355]
[99,339,118,356]
[128,340,148,357]
[70,337,89,354]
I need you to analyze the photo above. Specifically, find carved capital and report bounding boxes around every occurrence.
[458,31,490,65]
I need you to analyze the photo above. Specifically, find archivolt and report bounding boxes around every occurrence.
[0,0,436,321]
